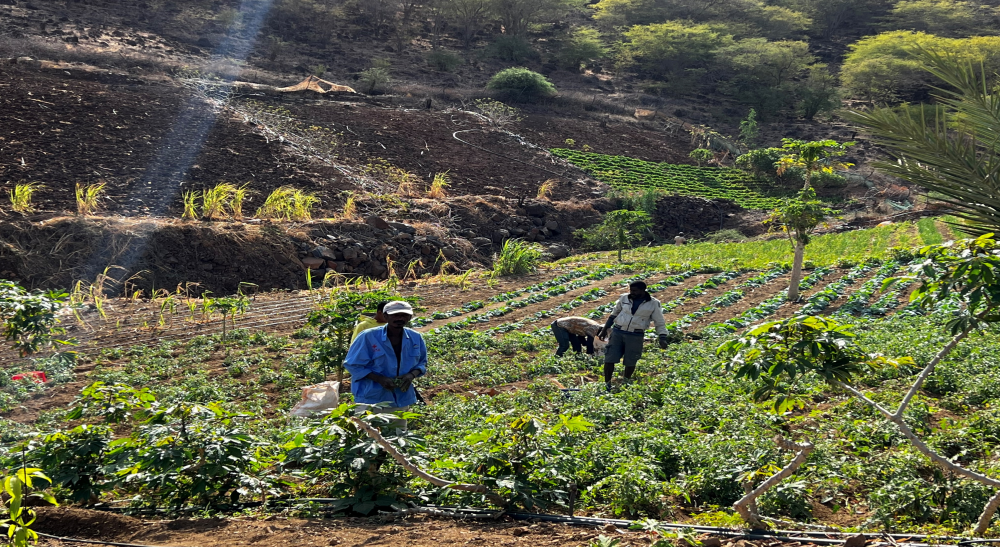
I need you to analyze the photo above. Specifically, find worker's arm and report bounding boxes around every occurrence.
[343,333,394,389]
[398,336,428,392]
[597,299,623,340]
[651,301,668,336]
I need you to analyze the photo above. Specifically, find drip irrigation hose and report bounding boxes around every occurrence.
[451,129,576,180]
[77,502,993,545]
[0,523,190,547]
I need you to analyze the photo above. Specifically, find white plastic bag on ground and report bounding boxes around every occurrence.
[290,381,341,417]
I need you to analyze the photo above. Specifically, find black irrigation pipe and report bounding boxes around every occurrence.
[78,502,994,546]
[0,523,190,547]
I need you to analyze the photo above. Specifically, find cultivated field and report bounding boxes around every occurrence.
[6,218,998,546]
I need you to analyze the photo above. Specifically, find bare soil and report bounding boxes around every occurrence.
[31,506,813,547]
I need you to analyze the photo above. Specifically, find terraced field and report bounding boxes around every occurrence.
[550,149,787,209]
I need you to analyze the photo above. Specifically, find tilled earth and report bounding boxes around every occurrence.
[31,506,805,547]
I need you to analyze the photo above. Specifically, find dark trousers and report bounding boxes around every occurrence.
[551,322,595,356]
[604,328,645,383]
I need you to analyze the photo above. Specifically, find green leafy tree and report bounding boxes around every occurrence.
[688,148,713,166]
[847,51,1000,235]
[623,21,733,84]
[771,139,852,301]
[0,280,74,358]
[718,39,815,116]
[718,235,1000,533]
[738,108,759,149]
[888,0,983,37]
[797,65,840,120]
[841,31,1000,104]
[776,138,854,191]
[558,27,607,70]
[578,209,652,262]
[766,188,833,301]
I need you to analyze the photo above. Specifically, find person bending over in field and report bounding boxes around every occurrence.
[596,280,670,392]
[351,301,388,342]
[344,300,426,429]
[551,316,602,356]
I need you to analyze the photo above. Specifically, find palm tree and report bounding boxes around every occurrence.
[846,50,1000,235]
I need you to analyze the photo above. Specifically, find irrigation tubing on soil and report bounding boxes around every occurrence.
[75,502,992,546]
[451,129,576,180]
[0,524,189,547]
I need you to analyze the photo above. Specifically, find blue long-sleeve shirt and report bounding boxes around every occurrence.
[343,325,427,406]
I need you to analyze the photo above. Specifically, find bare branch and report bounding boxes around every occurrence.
[734,435,814,527]
[894,329,971,418]
[350,417,505,506]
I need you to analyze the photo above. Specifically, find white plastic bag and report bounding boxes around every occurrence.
[290,381,341,417]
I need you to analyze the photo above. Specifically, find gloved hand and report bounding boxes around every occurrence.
[597,327,608,341]
[658,334,671,349]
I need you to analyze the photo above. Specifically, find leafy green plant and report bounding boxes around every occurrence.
[359,58,391,95]
[256,187,319,220]
[8,183,41,214]
[689,148,713,167]
[75,182,106,215]
[1,467,57,547]
[576,209,652,262]
[492,239,543,277]
[486,68,556,102]
[0,280,74,358]
[205,294,251,341]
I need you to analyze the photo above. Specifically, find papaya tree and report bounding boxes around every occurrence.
[771,139,852,301]
[718,235,1000,533]
[765,188,832,301]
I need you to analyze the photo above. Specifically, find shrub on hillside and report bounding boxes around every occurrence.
[486,35,538,63]
[426,50,462,72]
[557,27,607,70]
[486,68,556,101]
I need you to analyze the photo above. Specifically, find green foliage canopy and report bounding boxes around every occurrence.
[486,67,557,101]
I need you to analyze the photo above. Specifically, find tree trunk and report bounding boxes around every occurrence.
[787,237,805,301]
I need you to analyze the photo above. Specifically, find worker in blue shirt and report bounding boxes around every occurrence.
[343,300,427,420]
